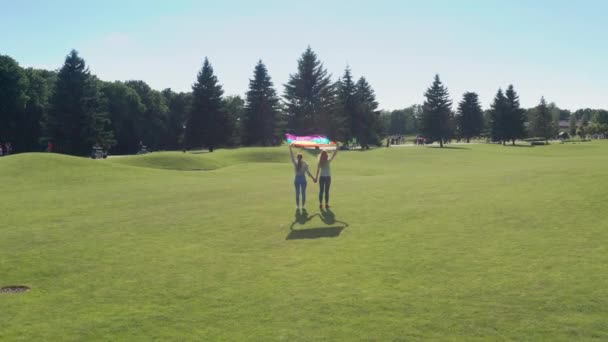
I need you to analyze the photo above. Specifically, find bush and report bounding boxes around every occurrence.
[530,141,547,146]
[524,137,547,142]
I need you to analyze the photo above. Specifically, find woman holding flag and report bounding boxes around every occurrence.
[289,144,316,210]
[315,146,338,209]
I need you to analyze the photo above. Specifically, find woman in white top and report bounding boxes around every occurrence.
[289,145,316,209]
[314,145,338,209]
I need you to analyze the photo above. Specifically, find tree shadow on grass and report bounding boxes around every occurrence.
[286,208,348,240]
[505,144,534,148]
[428,146,471,150]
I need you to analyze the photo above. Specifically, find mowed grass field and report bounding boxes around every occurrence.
[2,142,608,341]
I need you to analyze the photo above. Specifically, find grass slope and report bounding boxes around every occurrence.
[2,143,608,340]
[107,148,287,171]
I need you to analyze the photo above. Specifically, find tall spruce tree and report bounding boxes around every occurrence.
[46,50,113,155]
[0,55,28,149]
[529,97,554,142]
[420,74,453,148]
[283,47,336,136]
[353,77,381,148]
[243,60,282,146]
[186,58,226,152]
[490,88,508,144]
[456,92,483,143]
[335,66,357,143]
[504,85,526,145]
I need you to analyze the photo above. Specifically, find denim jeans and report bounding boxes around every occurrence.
[319,176,331,204]
[294,175,307,206]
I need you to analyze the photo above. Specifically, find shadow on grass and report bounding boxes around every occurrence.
[505,144,534,148]
[428,146,471,150]
[287,208,348,240]
[502,143,534,147]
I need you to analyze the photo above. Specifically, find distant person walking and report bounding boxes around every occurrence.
[289,145,316,209]
[47,141,53,153]
[315,145,338,209]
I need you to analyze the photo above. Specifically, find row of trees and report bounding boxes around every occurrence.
[2,48,607,154]
[567,108,608,138]
[0,47,382,155]
[417,75,608,147]
[0,51,191,155]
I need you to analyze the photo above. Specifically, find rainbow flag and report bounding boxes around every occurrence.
[286,134,336,148]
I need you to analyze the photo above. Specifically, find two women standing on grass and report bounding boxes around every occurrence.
[314,147,338,209]
[289,144,338,210]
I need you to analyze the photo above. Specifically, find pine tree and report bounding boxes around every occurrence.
[186,58,226,152]
[283,47,336,136]
[456,92,483,143]
[489,88,508,144]
[353,77,381,148]
[504,85,526,145]
[243,60,282,146]
[335,66,356,143]
[46,50,114,155]
[568,113,577,137]
[529,97,554,142]
[0,55,28,150]
[420,74,453,148]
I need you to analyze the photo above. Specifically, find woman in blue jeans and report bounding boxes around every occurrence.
[289,145,316,209]
[314,145,338,209]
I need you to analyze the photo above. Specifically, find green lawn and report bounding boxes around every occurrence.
[2,142,608,340]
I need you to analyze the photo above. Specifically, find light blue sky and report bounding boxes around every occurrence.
[2,0,606,110]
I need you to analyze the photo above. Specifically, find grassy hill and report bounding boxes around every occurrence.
[107,147,287,171]
[2,142,608,340]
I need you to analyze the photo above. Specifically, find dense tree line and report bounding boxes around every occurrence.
[2,48,607,155]
[381,105,421,137]
[0,47,384,155]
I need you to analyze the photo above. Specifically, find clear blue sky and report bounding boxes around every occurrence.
[2,0,606,110]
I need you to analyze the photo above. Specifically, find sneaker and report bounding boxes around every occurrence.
[319,204,323,210]
[325,204,330,209]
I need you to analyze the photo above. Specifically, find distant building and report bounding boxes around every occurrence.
[558,120,581,131]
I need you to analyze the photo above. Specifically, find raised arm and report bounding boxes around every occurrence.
[289,145,295,164]
[329,144,339,161]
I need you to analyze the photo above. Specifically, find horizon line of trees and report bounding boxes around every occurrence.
[395,75,608,147]
[1,48,607,155]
